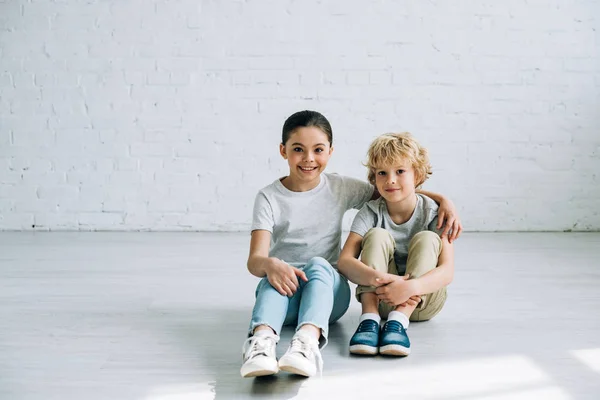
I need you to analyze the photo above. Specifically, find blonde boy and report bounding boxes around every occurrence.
[338,133,455,356]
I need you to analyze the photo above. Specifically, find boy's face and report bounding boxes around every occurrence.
[374,159,417,205]
[279,126,333,185]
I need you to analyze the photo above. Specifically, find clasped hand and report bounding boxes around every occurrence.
[373,273,420,307]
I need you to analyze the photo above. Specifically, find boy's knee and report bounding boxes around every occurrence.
[364,227,393,241]
[410,230,442,249]
[363,228,395,248]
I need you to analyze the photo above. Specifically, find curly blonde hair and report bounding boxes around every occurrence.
[366,132,432,188]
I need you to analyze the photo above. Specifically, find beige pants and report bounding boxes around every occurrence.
[356,228,447,321]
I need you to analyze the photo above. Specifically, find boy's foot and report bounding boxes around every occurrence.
[379,320,411,356]
[240,332,280,378]
[349,319,380,355]
[278,331,322,377]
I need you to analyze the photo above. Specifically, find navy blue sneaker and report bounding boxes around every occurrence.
[349,319,380,355]
[379,320,411,356]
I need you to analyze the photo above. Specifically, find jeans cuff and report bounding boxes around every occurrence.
[296,321,328,349]
[248,321,277,337]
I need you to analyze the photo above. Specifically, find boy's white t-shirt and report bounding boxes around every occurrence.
[350,194,443,274]
[251,173,374,268]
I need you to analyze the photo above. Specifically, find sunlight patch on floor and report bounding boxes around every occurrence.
[298,355,571,399]
[144,383,214,400]
[571,348,600,374]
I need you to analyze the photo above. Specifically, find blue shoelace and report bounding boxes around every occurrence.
[383,320,404,333]
[357,319,379,333]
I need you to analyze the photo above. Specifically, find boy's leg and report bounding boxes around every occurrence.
[405,231,446,322]
[350,228,397,355]
[356,228,398,316]
[379,231,444,356]
[279,257,348,377]
[241,277,291,378]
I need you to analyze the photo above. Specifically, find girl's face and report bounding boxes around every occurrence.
[374,159,417,205]
[279,126,333,189]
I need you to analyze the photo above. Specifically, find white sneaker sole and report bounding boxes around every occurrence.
[240,359,279,378]
[349,344,378,355]
[379,344,411,356]
[278,356,315,377]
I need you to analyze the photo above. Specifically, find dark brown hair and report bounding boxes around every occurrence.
[281,110,333,145]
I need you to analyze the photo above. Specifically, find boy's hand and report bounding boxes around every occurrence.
[437,198,462,243]
[265,258,308,297]
[375,274,418,306]
[400,295,422,307]
[370,270,390,288]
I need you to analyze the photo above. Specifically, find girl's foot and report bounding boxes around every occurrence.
[240,332,280,377]
[278,331,322,377]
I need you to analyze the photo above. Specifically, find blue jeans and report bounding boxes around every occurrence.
[248,257,351,347]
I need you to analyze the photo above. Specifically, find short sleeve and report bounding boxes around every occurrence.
[250,192,274,233]
[350,204,376,237]
[427,216,446,237]
[342,176,374,210]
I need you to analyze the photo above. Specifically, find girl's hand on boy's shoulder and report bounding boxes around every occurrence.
[374,274,418,306]
[437,198,463,243]
[265,258,308,297]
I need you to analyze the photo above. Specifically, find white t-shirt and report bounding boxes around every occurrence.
[251,173,374,268]
[350,194,442,274]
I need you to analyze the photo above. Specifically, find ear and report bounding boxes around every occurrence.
[279,143,287,159]
[415,173,424,188]
[329,145,334,156]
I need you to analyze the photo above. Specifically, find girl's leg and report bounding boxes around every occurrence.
[241,277,293,378]
[248,277,291,336]
[295,256,350,346]
[279,257,348,377]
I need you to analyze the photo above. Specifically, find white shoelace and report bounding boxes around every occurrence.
[242,334,279,361]
[288,334,323,376]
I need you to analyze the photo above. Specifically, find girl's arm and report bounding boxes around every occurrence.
[416,189,444,205]
[247,229,274,278]
[417,189,463,242]
[247,229,308,296]
[338,232,383,287]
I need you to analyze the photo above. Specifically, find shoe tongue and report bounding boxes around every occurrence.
[254,330,274,338]
[293,331,317,344]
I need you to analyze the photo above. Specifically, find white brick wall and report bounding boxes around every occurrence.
[1,0,599,231]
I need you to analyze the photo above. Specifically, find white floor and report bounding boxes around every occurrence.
[1,232,599,400]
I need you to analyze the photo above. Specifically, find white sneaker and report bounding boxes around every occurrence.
[278,331,323,377]
[240,332,280,378]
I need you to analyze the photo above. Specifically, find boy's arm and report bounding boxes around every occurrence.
[412,236,454,294]
[338,232,383,287]
[416,189,463,242]
[375,236,454,305]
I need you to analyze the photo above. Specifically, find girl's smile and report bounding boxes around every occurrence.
[280,126,333,192]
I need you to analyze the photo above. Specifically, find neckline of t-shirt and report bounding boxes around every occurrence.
[382,194,422,227]
[274,174,327,196]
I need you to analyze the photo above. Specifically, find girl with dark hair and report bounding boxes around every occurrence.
[241,110,461,378]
